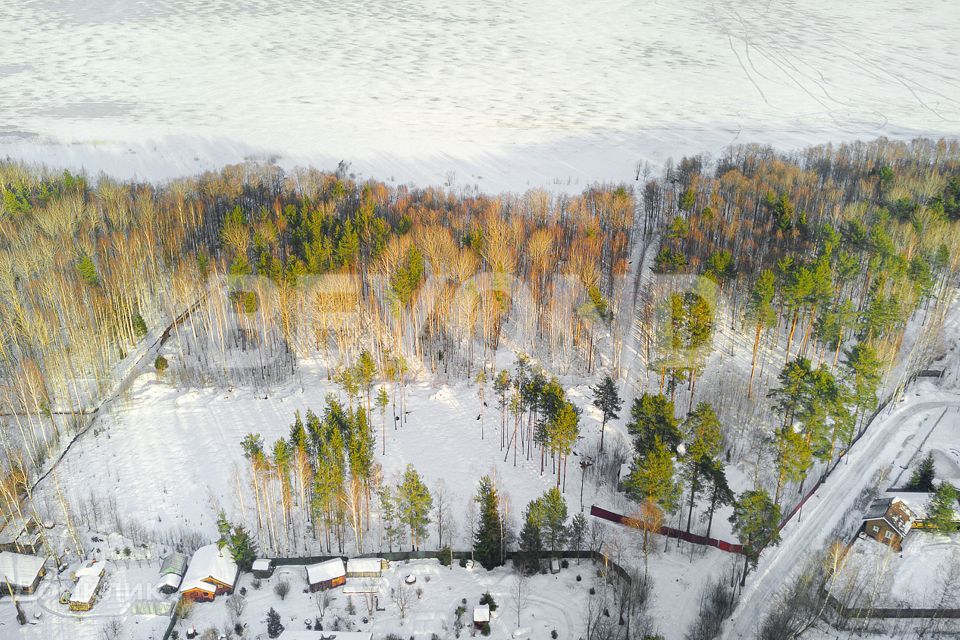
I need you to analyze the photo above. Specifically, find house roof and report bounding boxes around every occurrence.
[885,492,933,520]
[864,497,916,537]
[474,604,490,622]
[0,517,35,545]
[0,551,44,588]
[347,558,382,573]
[71,574,102,604]
[75,560,105,579]
[180,544,238,594]
[252,558,273,571]
[305,558,345,584]
[160,552,188,576]
[157,573,182,590]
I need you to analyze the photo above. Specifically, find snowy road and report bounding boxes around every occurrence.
[721,395,960,639]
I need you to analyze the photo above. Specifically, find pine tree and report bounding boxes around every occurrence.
[702,460,734,539]
[378,487,403,552]
[568,512,587,564]
[682,402,722,532]
[627,393,681,458]
[730,489,781,586]
[355,350,377,415]
[906,452,937,491]
[229,525,258,572]
[591,374,622,453]
[266,607,284,638]
[624,437,681,513]
[518,500,545,566]
[539,487,569,554]
[397,465,432,550]
[473,475,504,569]
[926,483,959,533]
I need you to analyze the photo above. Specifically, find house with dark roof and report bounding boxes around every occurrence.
[863,496,916,550]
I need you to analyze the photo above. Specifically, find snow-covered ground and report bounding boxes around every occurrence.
[832,532,960,610]
[2,0,959,190]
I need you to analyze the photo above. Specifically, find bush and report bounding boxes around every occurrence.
[551,630,558,639]
[155,355,168,372]
[266,607,284,639]
[480,622,491,636]
[576,575,581,582]
[589,587,596,595]
[132,313,148,338]
[439,547,452,566]
[479,591,497,611]
[274,579,290,600]
[561,559,569,569]
[252,579,261,590]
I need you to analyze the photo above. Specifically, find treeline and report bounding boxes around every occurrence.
[0,162,634,492]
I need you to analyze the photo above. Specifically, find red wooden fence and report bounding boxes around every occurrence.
[590,505,744,555]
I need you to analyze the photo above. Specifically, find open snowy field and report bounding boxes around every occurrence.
[2,0,958,190]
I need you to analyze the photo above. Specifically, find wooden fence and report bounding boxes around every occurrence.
[589,504,744,554]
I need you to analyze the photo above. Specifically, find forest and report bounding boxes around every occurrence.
[0,138,959,633]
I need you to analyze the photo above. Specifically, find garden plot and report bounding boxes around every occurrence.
[180,558,595,640]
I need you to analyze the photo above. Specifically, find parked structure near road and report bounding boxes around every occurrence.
[305,558,346,591]
[179,544,239,602]
[862,496,918,550]
[0,551,45,594]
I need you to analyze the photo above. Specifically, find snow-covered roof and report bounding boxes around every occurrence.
[160,552,188,576]
[305,558,345,584]
[75,560,105,579]
[474,604,490,622]
[252,558,272,571]
[884,492,933,520]
[0,517,35,545]
[0,551,45,588]
[864,496,917,536]
[347,558,382,573]
[71,574,102,605]
[180,544,238,593]
[157,573,182,590]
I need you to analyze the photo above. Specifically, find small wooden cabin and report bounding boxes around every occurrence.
[306,558,346,592]
[179,544,239,602]
[252,558,274,579]
[0,551,45,594]
[863,497,916,551]
[69,574,103,611]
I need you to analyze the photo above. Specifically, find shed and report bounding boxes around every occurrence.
[252,558,274,579]
[550,557,561,574]
[0,551,46,594]
[157,572,183,594]
[474,604,490,628]
[69,573,103,611]
[179,544,239,602]
[346,557,385,578]
[160,552,188,577]
[305,558,346,592]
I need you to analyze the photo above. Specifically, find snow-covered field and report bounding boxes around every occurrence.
[2,0,959,190]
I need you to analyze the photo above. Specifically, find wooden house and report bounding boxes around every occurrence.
[0,551,45,594]
[863,497,916,551]
[179,544,239,602]
[252,558,274,579]
[305,558,346,592]
[346,557,386,578]
[69,573,103,611]
[0,517,42,554]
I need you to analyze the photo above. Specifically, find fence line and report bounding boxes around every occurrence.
[589,504,744,555]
